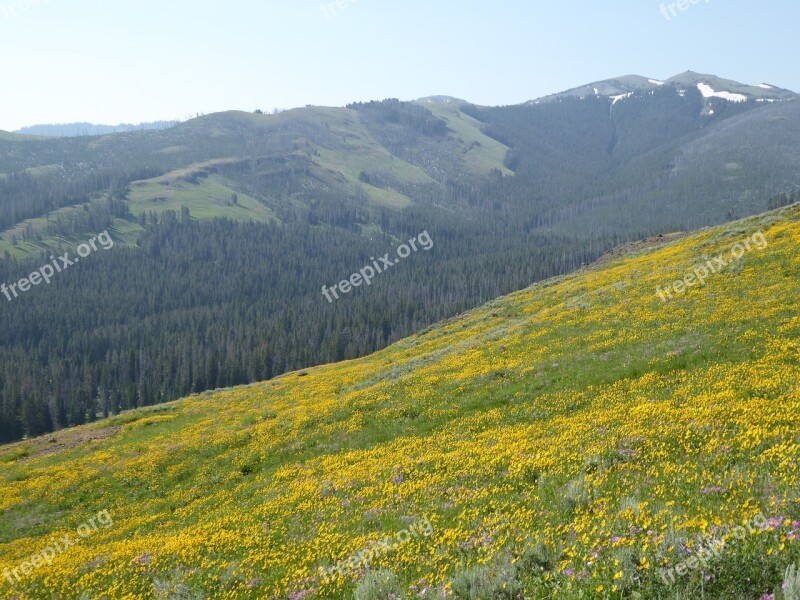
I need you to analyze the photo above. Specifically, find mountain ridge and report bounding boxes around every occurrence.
[529,70,797,104]
[13,121,179,138]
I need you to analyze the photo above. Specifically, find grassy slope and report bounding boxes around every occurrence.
[420,103,513,176]
[300,105,510,208]
[120,103,510,215]
[296,107,432,209]
[127,162,276,223]
[0,204,144,259]
[1,206,798,599]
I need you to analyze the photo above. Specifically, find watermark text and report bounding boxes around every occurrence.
[660,0,710,21]
[3,509,113,584]
[322,231,433,303]
[656,230,767,302]
[2,230,114,302]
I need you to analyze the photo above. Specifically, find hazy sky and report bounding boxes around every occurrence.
[1,0,798,130]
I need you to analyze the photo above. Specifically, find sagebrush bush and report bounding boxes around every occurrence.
[784,564,800,600]
[354,569,403,600]
[561,477,590,513]
[452,556,522,600]
[152,569,205,600]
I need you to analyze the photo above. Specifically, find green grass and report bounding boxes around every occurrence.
[0,214,144,260]
[422,103,513,175]
[127,171,275,222]
[305,107,434,208]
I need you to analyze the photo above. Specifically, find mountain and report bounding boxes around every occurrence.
[1,203,797,598]
[531,70,797,105]
[1,79,800,444]
[470,87,800,228]
[13,120,179,137]
[665,70,797,100]
[529,74,667,103]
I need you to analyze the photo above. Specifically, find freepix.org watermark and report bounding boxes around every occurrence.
[656,230,767,302]
[3,509,113,584]
[0,0,47,20]
[658,512,768,586]
[1,230,114,302]
[659,0,710,21]
[319,516,434,583]
[322,231,433,303]
[320,0,360,19]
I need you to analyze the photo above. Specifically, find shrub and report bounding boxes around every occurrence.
[516,540,555,572]
[784,563,800,600]
[354,569,403,600]
[451,557,522,600]
[152,569,205,600]
[561,477,590,513]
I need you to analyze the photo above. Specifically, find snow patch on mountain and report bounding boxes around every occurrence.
[611,92,633,104]
[697,83,748,103]
[648,79,665,86]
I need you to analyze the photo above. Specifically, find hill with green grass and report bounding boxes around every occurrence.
[0,103,509,261]
[1,203,798,599]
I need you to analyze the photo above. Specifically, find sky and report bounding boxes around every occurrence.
[1,0,798,131]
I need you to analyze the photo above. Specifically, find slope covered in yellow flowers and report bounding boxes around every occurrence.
[1,206,799,599]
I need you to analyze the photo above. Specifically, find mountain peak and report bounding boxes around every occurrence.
[529,72,797,105]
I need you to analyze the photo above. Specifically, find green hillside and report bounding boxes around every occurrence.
[127,162,276,222]
[420,103,514,176]
[1,204,798,599]
[0,103,509,260]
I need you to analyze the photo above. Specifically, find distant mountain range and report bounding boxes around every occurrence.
[9,72,796,139]
[13,120,179,137]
